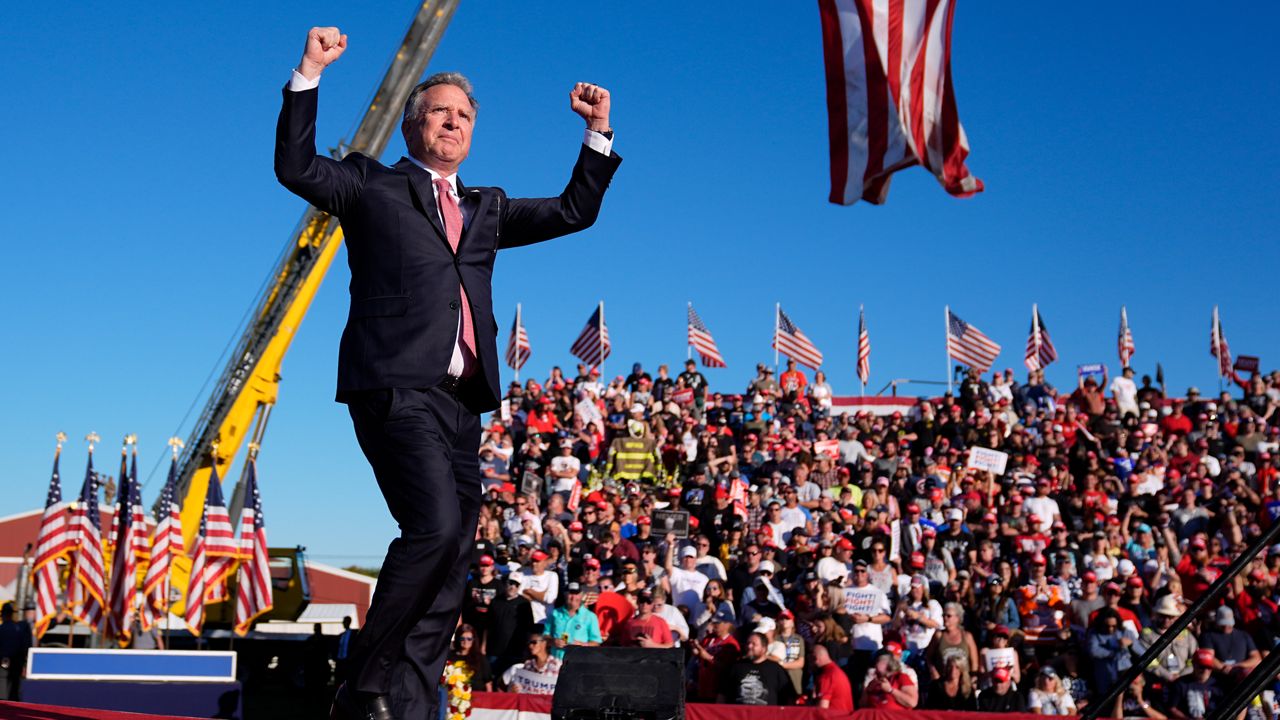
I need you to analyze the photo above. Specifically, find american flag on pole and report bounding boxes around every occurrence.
[687,304,726,368]
[143,450,184,628]
[1024,305,1058,371]
[1210,306,1232,378]
[185,461,239,636]
[32,438,72,639]
[818,0,982,204]
[773,307,824,369]
[234,456,273,636]
[68,445,106,630]
[856,305,871,385]
[1118,306,1136,368]
[106,444,149,646]
[570,303,610,368]
[947,308,1000,372]
[505,305,531,372]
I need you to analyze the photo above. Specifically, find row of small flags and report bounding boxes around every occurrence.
[505,302,1239,382]
[31,434,272,644]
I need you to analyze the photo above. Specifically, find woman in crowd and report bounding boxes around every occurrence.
[925,603,979,689]
[923,656,977,710]
[894,574,942,671]
[860,649,919,709]
[442,624,493,720]
[693,579,735,638]
[1027,666,1077,715]
[974,574,1021,645]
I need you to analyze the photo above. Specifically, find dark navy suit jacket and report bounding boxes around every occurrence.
[274,87,621,413]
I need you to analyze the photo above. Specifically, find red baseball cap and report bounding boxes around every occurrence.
[636,516,651,526]
[585,558,600,569]
[1194,649,1216,668]
[478,555,494,567]
[910,551,925,568]
[569,521,584,532]
[992,667,1011,683]
[531,550,549,562]
[1191,537,1208,550]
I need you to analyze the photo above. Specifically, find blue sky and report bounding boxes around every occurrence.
[3,2,1277,563]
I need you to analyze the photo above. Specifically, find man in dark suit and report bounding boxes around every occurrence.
[276,27,621,720]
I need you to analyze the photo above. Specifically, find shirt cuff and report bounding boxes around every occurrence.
[289,69,321,92]
[584,128,613,156]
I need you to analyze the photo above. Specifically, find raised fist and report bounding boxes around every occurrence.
[569,82,611,133]
[298,26,347,80]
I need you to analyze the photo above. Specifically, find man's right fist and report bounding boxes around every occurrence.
[298,26,347,80]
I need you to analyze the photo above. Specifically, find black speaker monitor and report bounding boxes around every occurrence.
[551,646,685,720]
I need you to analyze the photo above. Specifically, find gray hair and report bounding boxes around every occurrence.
[402,72,479,126]
[943,602,965,622]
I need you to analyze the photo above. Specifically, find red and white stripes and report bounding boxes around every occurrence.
[819,0,982,205]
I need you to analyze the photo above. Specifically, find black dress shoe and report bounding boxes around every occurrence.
[330,683,394,720]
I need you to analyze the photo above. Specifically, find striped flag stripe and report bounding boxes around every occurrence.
[505,308,531,371]
[33,445,70,638]
[856,306,871,385]
[68,450,106,630]
[687,304,726,368]
[819,0,981,205]
[773,308,824,369]
[234,458,273,636]
[1210,306,1232,377]
[947,309,1000,372]
[569,304,610,367]
[1119,306,1136,368]
[1024,307,1058,371]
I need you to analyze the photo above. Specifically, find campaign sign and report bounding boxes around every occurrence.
[1077,363,1105,377]
[966,447,1009,475]
[521,470,543,498]
[1236,355,1260,373]
[508,666,559,695]
[813,439,840,460]
[653,509,691,538]
[672,388,695,406]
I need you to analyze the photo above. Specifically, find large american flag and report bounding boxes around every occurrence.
[774,307,824,369]
[569,303,610,368]
[32,440,72,638]
[185,461,239,636]
[505,305,531,372]
[818,0,982,205]
[856,305,871,385]
[687,304,726,368]
[234,457,273,636]
[143,452,184,627]
[1024,305,1058,371]
[68,448,105,630]
[946,308,1000,372]
[106,446,149,646]
[1210,306,1232,378]
[1118,306,1136,368]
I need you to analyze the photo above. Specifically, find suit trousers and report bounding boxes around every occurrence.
[346,385,482,719]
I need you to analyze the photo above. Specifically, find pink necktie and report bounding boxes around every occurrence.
[435,178,476,367]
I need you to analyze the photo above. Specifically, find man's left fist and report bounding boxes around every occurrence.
[570,82,611,133]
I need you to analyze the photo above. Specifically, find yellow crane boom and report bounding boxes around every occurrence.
[168,0,460,615]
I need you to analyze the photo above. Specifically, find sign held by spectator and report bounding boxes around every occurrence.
[1077,363,1106,378]
[966,447,1009,475]
[813,439,840,460]
[521,470,542,498]
[1236,355,1260,373]
[672,388,695,406]
[653,509,690,538]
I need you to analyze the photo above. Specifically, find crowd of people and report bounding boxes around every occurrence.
[439,357,1280,719]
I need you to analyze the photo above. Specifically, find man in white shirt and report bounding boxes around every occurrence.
[1024,479,1062,534]
[665,541,710,614]
[547,440,581,495]
[1110,367,1139,419]
[517,550,560,625]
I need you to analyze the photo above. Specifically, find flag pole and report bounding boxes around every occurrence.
[774,303,780,372]
[1213,306,1223,393]
[1032,302,1039,365]
[514,303,522,383]
[687,302,693,362]
[944,306,953,395]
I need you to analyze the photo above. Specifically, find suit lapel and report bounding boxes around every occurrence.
[457,178,491,250]
[395,157,450,252]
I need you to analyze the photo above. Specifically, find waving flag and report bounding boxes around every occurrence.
[946,307,1000,372]
[687,303,727,368]
[505,304,531,373]
[234,456,273,635]
[818,0,982,204]
[1210,306,1232,378]
[570,302,610,368]
[32,436,72,638]
[68,442,106,630]
[773,306,824,369]
[1024,305,1058,371]
[106,443,149,645]
[185,461,239,636]
[856,305,871,386]
[143,447,184,627]
[1119,306,1136,368]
